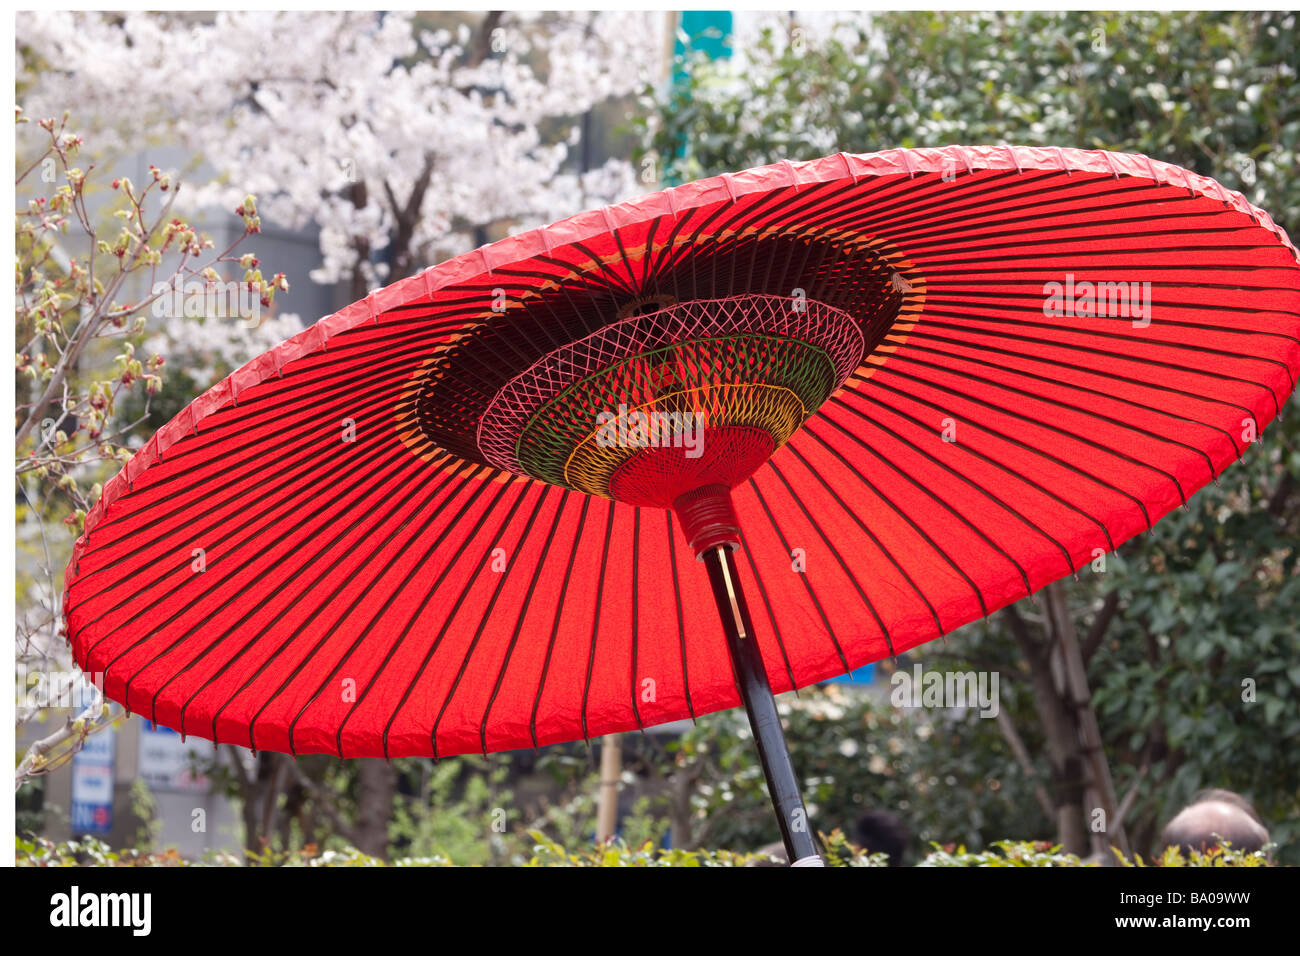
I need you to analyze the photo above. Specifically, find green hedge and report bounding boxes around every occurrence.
[17,831,1272,867]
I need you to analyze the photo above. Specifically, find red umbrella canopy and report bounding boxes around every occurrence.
[65,146,1299,760]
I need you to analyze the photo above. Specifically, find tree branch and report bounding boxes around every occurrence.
[1268,468,1295,518]
[15,706,114,790]
[469,11,505,68]
[1114,747,1151,834]
[1081,590,1121,664]
[994,708,1056,821]
[1003,602,1044,665]
[286,761,362,847]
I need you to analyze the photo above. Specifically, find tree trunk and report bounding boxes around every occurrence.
[1004,604,1089,856]
[669,764,697,850]
[235,750,286,856]
[1048,582,1130,861]
[1004,583,1130,860]
[353,758,396,858]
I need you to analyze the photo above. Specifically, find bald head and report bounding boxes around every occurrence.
[1159,790,1269,857]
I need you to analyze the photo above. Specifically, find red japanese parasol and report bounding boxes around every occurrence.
[65,146,1300,865]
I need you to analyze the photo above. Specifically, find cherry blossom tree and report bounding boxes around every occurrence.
[18,10,663,299]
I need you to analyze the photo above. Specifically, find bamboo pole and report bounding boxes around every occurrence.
[596,734,621,843]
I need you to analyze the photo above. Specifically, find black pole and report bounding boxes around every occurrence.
[701,544,824,866]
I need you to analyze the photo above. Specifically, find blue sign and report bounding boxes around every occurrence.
[70,725,115,834]
[824,663,876,686]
